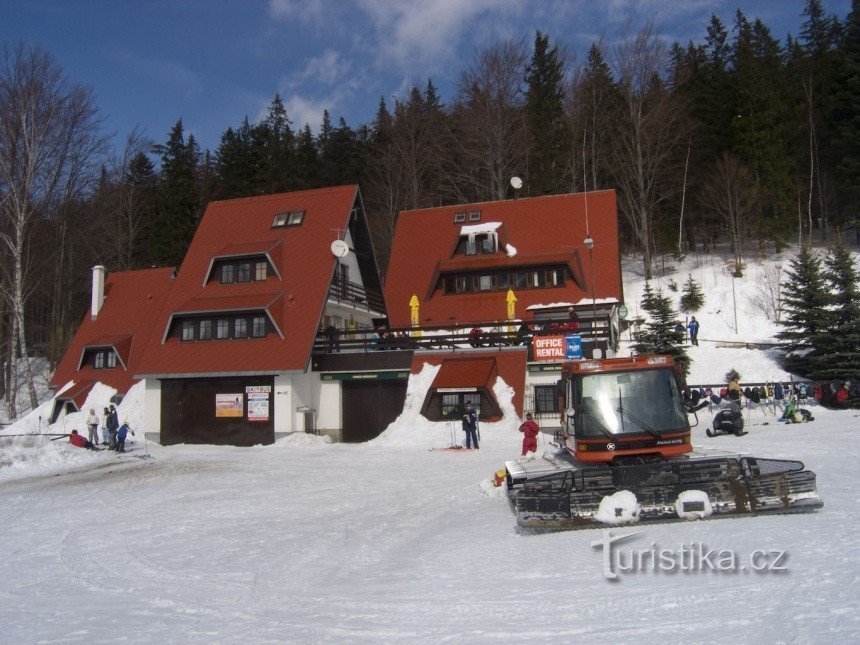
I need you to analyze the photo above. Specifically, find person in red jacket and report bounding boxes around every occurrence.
[836,382,851,406]
[68,429,98,450]
[519,413,540,456]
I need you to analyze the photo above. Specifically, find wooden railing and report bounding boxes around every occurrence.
[326,279,386,313]
[314,318,612,356]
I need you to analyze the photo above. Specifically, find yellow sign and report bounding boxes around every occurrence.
[409,294,421,338]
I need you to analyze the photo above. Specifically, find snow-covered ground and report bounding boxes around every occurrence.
[0,246,857,641]
[0,404,857,642]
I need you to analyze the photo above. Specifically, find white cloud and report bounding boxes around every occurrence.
[293,49,350,86]
[268,0,328,25]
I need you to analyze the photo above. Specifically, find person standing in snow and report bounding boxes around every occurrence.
[462,401,479,449]
[519,413,540,456]
[107,405,119,449]
[86,408,99,446]
[687,317,700,346]
[100,407,110,445]
[115,422,134,453]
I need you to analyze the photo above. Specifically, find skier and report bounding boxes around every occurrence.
[687,316,700,346]
[836,382,851,406]
[115,422,134,453]
[462,401,479,449]
[68,429,98,450]
[85,408,99,446]
[518,413,540,457]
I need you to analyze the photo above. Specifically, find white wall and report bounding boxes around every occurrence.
[143,378,162,442]
[273,372,343,439]
[274,374,293,436]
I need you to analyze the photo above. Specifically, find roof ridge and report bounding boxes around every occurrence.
[400,189,614,215]
[208,184,357,207]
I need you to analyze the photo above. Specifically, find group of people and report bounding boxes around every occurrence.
[76,405,133,452]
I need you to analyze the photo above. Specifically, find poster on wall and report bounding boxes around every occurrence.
[247,392,270,422]
[532,334,583,362]
[215,393,243,417]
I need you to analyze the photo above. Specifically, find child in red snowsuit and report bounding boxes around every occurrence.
[519,413,540,456]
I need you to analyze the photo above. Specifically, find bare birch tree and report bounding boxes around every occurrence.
[610,22,689,280]
[698,152,759,276]
[0,43,105,414]
[450,39,528,201]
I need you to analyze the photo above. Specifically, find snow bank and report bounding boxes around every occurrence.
[675,490,713,520]
[272,432,333,447]
[371,364,523,450]
[0,380,145,482]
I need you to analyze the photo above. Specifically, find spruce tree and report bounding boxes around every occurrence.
[680,274,705,312]
[633,283,690,374]
[809,247,860,380]
[524,31,571,195]
[151,119,201,266]
[776,246,832,374]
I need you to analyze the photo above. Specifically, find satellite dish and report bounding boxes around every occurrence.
[330,240,349,258]
[510,176,523,190]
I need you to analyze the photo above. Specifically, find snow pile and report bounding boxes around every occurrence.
[675,489,714,520]
[505,243,517,257]
[595,490,641,525]
[272,432,333,447]
[0,380,144,482]
[372,363,523,450]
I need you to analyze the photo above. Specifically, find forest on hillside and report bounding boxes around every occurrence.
[1,1,858,416]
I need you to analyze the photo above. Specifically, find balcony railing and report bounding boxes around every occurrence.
[326,279,386,313]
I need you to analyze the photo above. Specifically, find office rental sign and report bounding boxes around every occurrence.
[532,334,583,362]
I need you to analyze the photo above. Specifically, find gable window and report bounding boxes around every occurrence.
[252,316,266,338]
[272,212,289,227]
[237,262,251,283]
[216,319,230,340]
[106,351,117,368]
[468,211,481,222]
[94,351,105,369]
[234,318,248,339]
[181,321,195,342]
[255,261,267,281]
[199,320,212,340]
[221,264,235,284]
[453,212,466,224]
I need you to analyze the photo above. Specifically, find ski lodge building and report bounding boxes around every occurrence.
[50,185,624,445]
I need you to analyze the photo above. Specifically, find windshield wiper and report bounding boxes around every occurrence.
[579,406,619,442]
[616,405,662,439]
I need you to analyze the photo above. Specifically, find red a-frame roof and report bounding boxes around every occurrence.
[136,185,362,377]
[51,267,176,394]
[384,191,622,327]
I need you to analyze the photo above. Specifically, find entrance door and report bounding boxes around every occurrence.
[341,380,407,442]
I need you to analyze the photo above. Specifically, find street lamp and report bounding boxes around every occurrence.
[583,236,598,356]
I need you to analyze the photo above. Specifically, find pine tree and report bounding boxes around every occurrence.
[776,246,833,374]
[295,123,320,188]
[150,119,201,266]
[679,274,705,312]
[525,31,571,195]
[633,283,690,374]
[808,246,860,380]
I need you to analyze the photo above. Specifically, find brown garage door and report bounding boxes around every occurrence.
[161,376,274,446]
[341,379,407,443]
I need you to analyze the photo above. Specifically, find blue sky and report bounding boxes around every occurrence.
[2,0,851,153]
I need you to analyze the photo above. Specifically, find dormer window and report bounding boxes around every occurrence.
[94,352,104,369]
[455,231,499,256]
[255,261,267,281]
[237,262,251,283]
[453,212,466,224]
[272,210,305,228]
[468,211,481,222]
[221,265,235,284]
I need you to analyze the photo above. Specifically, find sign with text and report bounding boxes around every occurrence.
[215,393,243,418]
[247,392,270,422]
[532,334,583,362]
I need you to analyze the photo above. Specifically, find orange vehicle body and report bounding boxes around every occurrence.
[559,355,693,464]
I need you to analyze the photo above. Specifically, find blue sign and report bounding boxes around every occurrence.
[565,334,583,359]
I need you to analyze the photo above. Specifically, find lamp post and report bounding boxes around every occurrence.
[583,235,598,355]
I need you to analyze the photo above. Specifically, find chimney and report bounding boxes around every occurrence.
[91,265,106,319]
